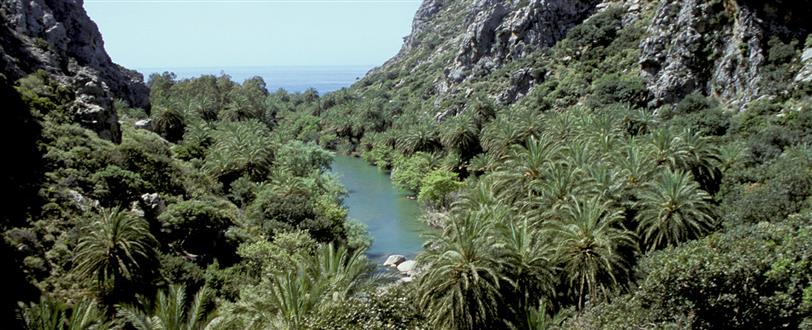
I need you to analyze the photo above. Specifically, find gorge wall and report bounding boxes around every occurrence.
[0,0,150,142]
[364,0,812,112]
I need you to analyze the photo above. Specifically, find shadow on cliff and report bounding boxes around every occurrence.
[741,0,812,41]
[0,74,44,325]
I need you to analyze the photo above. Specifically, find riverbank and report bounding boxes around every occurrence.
[330,155,428,263]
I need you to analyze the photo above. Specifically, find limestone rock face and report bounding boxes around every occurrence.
[403,0,447,52]
[640,0,812,109]
[448,0,601,84]
[368,0,811,114]
[796,48,812,84]
[134,118,152,130]
[0,0,150,142]
[374,0,605,108]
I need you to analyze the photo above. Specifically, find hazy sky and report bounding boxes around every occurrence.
[84,0,421,69]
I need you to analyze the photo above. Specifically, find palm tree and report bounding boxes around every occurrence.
[152,106,186,143]
[718,142,744,174]
[397,121,440,155]
[73,208,158,297]
[493,136,562,203]
[623,107,658,136]
[614,139,655,189]
[264,269,318,329]
[552,197,636,310]
[526,165,597,216]
[469,96,497,128]
[561,140,596,170]
[480,116,523,156]
[307,243,375,302]
[679,129,722,193]
[18,297,110,330]
[205,120,275,181]
[636,170,716,252]
[513,108,545,142]
[466,152,497,175]
[498,218,557,326]
[417,208,511,329]
[440,113,480,158]
[587,164,625,204]
[523,301,568,330]
[452,176,498,215]
[648,128,693,172]
[246,243,375,329]
[220,93,263,122]
[117,285,219,330]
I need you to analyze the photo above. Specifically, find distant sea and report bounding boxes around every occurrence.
[136,65,375,94]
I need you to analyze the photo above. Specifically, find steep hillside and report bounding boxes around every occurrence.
[312,0,812,166]
[0,0,150,142]
[354,0,810,113]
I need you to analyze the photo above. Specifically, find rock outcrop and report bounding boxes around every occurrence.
[366,0,811,113]
[376,0,606,107]
[397,260,417,273]
[640,0,812,109]
[0,0,150,142]
[403,0,447,52]
[383,254,407,267]
[449,0,601,83]
[796,48,812,84]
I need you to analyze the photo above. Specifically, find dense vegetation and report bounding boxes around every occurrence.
[0,70,388,329]
[3,2,812,330]
[306,5,811,329]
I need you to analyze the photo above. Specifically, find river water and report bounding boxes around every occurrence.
[331,155,427,263]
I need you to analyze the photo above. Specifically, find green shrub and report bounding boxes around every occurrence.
[115,130,185,195]
[587,74,649,108]
[572,216,812,329]
[565,6,624,48]
[391,152,434,193]
[723,147,812,225]
[417,169,463,209]
[90,165,149,207]
[274,140,334,177]
[158,199,237,264]
[304,285,425,330]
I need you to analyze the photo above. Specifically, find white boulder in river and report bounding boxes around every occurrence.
[397,260,417,273]
[384,255,407,267]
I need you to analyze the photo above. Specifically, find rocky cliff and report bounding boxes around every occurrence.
[641,0,812,109]
[360,0,811,112]
[0,0,150,142]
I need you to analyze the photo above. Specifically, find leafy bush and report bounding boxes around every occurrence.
[304,285,425,330]
[587,74,649,108]
[565,6,624,48]
[572,215,812,329]
[274,140,334,177]
[158,199,237,264]
[722,147,812,225]
[90,165,149,207]
[391,152,433,193]
[417,169,463,209]
[115,128,184,195]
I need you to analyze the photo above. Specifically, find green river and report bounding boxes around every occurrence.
[331,155,427,263]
